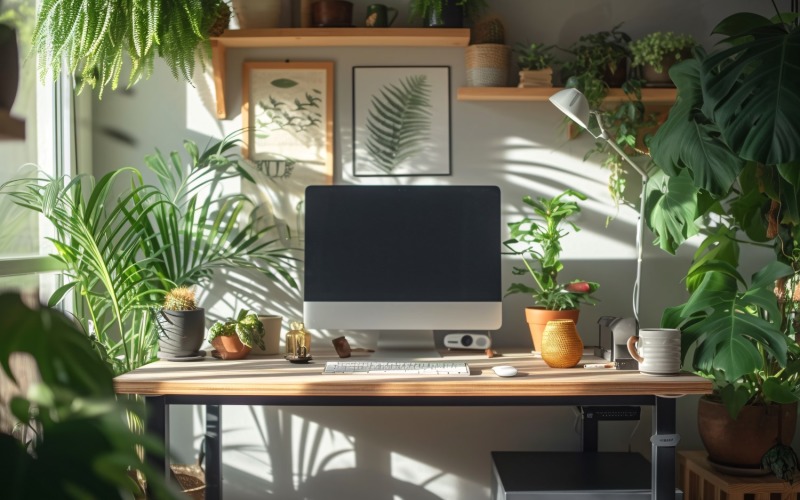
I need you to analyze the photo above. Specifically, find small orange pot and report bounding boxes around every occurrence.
[211,335,252,360]
[525,307,580,353]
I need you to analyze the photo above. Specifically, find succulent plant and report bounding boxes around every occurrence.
[208,309,265,350]
[163,287,197,311]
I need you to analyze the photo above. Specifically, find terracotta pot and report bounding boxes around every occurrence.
[698,397,797,472]
[211,335,252,360]
[525,307,580,353]
[641,50,692,87]
[311,0,353,27]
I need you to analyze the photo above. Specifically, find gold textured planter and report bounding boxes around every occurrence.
[541,319,583,368]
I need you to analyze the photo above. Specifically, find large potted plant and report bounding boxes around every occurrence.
[0,135,297,375]
[504,189,599,353]
[31,0,231,96]
[646,7,800,479]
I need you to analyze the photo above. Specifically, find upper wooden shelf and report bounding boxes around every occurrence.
[0,108,25,141]
[210,28,470,118]
[457,87,678,104]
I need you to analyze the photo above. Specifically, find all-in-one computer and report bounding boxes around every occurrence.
[304,185,502,371]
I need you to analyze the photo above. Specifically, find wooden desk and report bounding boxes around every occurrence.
[114,351,712,500]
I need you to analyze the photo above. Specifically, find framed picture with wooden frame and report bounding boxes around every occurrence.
[352,66,451,177]
[242,61,333,243]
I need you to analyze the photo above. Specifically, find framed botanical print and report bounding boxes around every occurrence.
[352,66,451,177]
[242,61,333,241]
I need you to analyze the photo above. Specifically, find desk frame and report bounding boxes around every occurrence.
[144,393,676,500]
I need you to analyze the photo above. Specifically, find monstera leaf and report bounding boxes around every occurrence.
[682,261,792,382]
[365,75,432,173]
[703,13,800,166]
[644,169,702,254]
[650,58,745,196]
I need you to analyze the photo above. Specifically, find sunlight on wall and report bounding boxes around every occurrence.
[391,451,484,500]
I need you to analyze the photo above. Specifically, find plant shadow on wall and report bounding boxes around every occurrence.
[0,134,298,375]
[645,7,800,481]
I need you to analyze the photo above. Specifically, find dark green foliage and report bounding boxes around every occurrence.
[0,292,178,499]
[365,75,433,173]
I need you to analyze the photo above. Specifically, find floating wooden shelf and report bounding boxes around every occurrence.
[211,28,470,119]
[0,108,25,140]
[457,87,678,104]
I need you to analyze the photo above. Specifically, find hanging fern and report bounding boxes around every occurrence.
[365,74,433,173]
[31,0,224,97]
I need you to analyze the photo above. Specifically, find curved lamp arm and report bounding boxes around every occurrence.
[549,88,648,327]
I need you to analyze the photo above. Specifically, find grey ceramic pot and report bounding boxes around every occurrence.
[156,308,206,358]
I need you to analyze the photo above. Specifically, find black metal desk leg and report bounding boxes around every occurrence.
[145,396,169,483]
[652,397,677,499]
[206,405,222,500]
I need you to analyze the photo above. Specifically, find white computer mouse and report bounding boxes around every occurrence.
[491,365,518,377]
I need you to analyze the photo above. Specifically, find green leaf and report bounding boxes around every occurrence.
[718,383,754,419]
[650,58,745,196]
[271,78,298,88]
[703,22,800,165]
[48,281,79,308]
[645,169,701,254]
[763,377,800,404]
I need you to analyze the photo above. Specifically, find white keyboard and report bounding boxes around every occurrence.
[323,360,471,376]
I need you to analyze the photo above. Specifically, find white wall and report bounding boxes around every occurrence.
[93,1,776,498]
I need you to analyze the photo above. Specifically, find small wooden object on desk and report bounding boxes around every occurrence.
[679,450,800,500]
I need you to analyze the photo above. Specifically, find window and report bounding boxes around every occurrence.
[0,0,81,301]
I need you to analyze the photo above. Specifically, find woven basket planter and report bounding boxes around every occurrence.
[465,44,510,87]
[541,319,583,368]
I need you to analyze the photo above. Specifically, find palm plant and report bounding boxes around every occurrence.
[31,0,229,97]
[1,135,297,374]
[365,74,432,174]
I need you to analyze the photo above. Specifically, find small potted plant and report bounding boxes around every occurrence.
[514,41,557,87]
[409,0,486,28]
[562,24,632,105]
[155,287,206,359]
[208,309,265,360]
[630,31,697,86]
[503,189,599,353]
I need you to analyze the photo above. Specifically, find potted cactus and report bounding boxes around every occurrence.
[208,309,265,360]
[155,287,206,359]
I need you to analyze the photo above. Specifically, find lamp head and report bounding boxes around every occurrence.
[549,88,591,131]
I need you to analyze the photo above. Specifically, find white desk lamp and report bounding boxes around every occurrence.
[549,88,649,327]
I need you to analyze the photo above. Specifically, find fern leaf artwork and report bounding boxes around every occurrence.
[364,75,433,173]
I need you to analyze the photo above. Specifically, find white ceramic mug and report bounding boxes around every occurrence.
[627,328,681,376]
[253,315,282,355]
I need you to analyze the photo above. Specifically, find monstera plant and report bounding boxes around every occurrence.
[645,8,800,479]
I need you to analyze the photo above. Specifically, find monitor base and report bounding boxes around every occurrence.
[372,330,441,360]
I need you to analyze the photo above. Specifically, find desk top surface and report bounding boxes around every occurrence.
[114,350,712,398]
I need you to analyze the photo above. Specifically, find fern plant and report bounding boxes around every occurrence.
[365,75,433,173]
[31,0,228,97]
